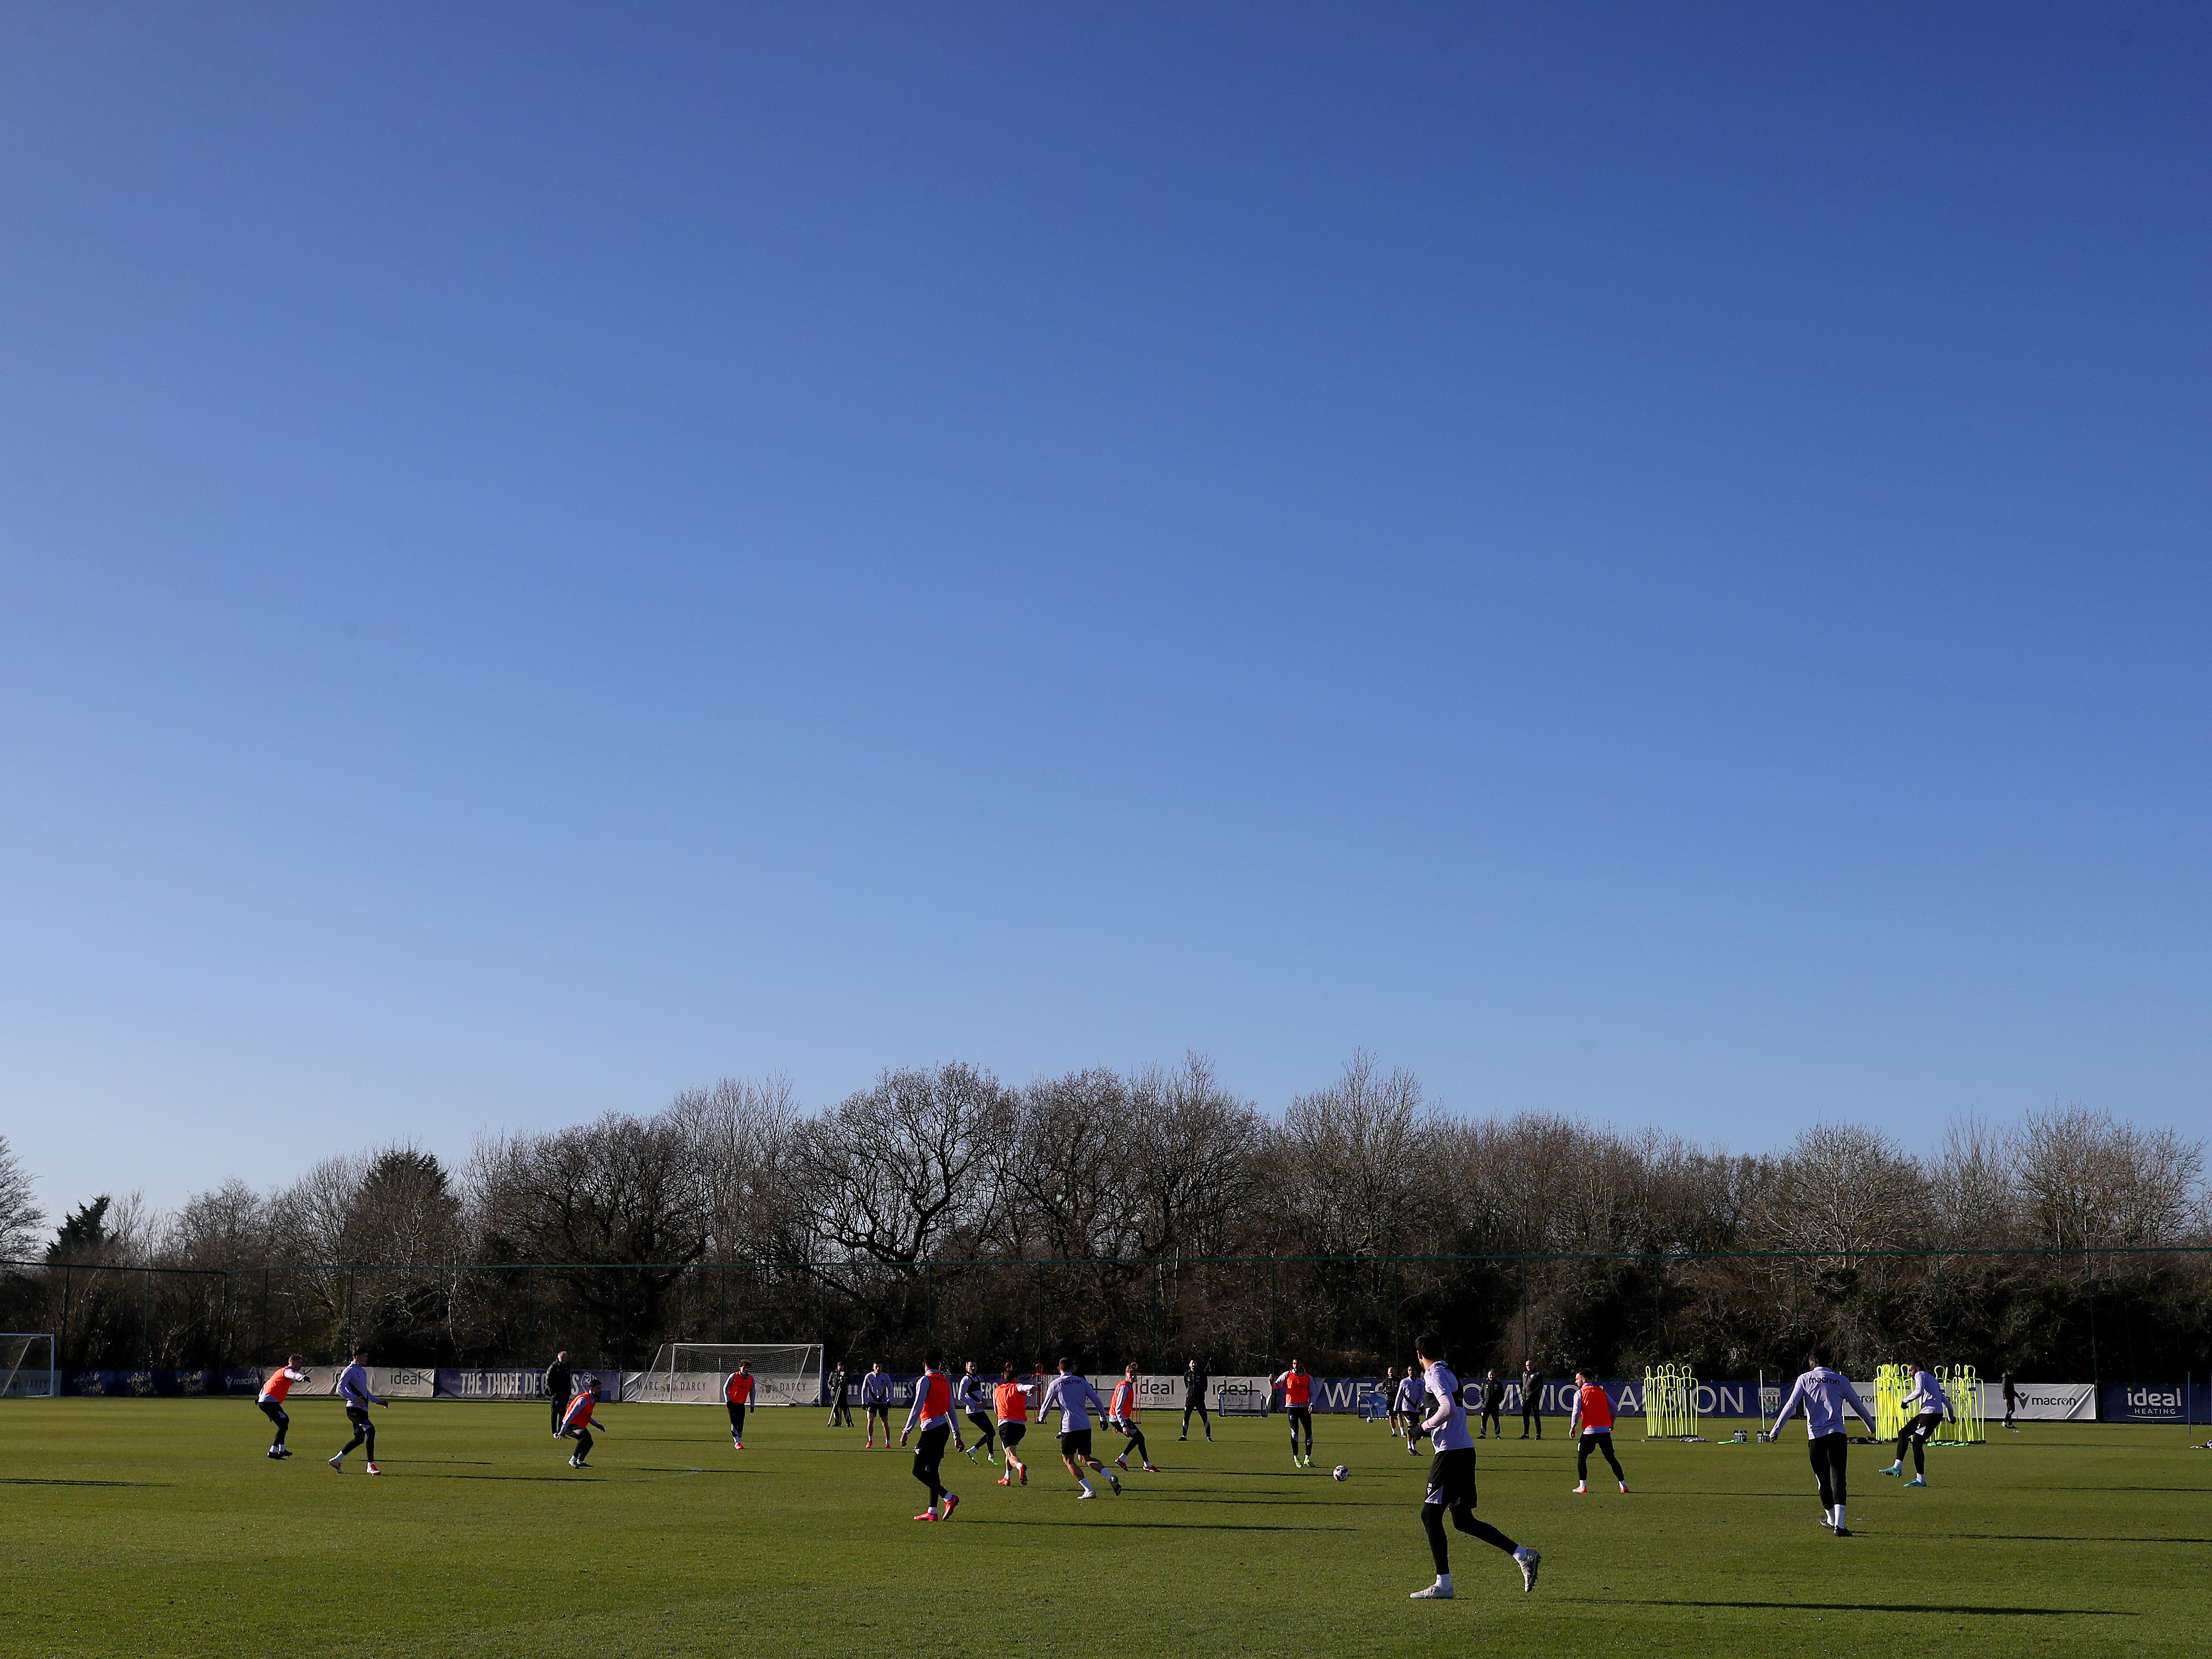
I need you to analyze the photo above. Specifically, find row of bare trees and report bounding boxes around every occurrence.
[6,1062,2206,1376]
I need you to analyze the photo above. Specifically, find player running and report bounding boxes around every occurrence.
[955,1360,998,1464]
[899,1350,961,1520]
[1566,1369,1628,1493]
[1274,1358,1316,1467]
[1397,1365,1425,1455]
[328,1347,385,1474]
[993,1363,1033,1486]
[1407,1331,1540,1602]
[1038,1359,1122,1499]
[1179,1358,1212,1442]
[861,1361,894,1447]
[1109,1362,1158,1474]
[1880,1361,1950,1487]
[725,1361,755,1449]
[1760,1344,1878,1536]
[559,1377,605,1468]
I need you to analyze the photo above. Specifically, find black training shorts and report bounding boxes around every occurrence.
[1425,1446,1477,1509]
[1059,1428,1093,1458]
[999,1422,1027,1449]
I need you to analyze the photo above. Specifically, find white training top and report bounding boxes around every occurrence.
[1904,1369,1950,1419]
[1039,1371,1107,1434]
[1422,1362,1474,1453]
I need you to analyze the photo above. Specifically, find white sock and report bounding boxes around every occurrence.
[1833,1504,1846,1527]
[1079,1478,1092,1494]
[1436,1574,1453,1592]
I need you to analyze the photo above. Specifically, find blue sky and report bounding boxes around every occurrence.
[3,2,2208,1226]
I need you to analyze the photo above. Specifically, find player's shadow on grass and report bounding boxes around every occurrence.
[960,1530,1353,1539]
[1936,1533,2212,1546]
[1614,1600,2132,1618]
[0,1477,158,1488]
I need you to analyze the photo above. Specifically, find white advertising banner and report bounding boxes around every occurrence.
[261,1365,434,1399]
[1982,1381,2096,1420]
[622,1371,819,1407]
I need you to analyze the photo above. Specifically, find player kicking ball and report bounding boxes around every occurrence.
[328,1347,385,1475]
[1038,1359,1121,1499]
[1407,1332,1539,1601]
[258,1355,307,1459]
[559,1377,605,1467]
[1879,1361,1948,1488]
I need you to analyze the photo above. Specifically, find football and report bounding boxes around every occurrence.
[1331,1464,1349,1481]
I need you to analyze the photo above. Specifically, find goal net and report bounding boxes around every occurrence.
[625,1343,824,1407]
[0,1334,57,1399]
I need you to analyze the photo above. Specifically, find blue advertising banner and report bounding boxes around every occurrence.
[62,1369,263,1397]
[2099,1382,2212,1423]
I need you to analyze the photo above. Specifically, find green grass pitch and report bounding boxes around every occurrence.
[4,1402,2205,1657]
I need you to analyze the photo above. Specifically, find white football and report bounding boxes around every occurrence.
[1332,1464,1349,1481]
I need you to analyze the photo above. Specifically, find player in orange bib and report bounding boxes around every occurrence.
[1109,1362,1158,1474]
[559,1377,604,1468]
[992,1364,1032,1486]
[1566,1369,1628,1493]
[257,1355,307,1459]
[724,1362,755,1449]
[1273,1359,1316,1467]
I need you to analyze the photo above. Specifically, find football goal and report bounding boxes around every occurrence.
[0,1334,57,1399]
[626,1343,824,1407]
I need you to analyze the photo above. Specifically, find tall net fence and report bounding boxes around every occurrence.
[3,1248,2207,1380]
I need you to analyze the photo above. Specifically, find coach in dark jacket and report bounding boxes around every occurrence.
[1478,1369,1507,1438]
[545,1351,573,1433]
[1520,1360,1544,1438]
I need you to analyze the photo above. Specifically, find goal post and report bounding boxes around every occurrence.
[0,1334,57,1399]
[625,1344,824,1407]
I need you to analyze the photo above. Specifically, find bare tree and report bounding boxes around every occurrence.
[1264,1050,1444,1258]
[1757,1123,1926,1265]
[2017,1106,2204,1251]
[1928,1114,2018,1248]
[0,1137,41,1261]
[663,1075,803,1261]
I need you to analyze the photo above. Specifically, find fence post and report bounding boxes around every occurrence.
[345,1268,356,1353]
[59,1263,73,1370]
[2086,1250,2099,1385]
[719,1262,729,1344]
[1268,1259,1277,1379]
[1392,1262,1402,1372]
[217,1272,230,1376]
[1152,1262,1164,1374]
[1651,1255,1663,1360]
[141,1268,152,1369]
[259,1268,269,1362]
[925,1263,934,1350]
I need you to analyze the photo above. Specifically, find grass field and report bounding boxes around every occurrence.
[4,1401,2206,1658]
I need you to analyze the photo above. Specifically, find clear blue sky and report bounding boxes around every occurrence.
[4,3,2208,1227]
